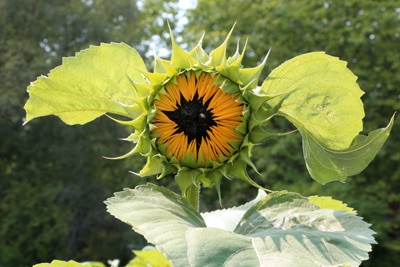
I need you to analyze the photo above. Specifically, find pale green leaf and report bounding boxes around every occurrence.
[303,115,394,184]
[105,184,206,267]
[25,43,148,125]
[107,185,375,267]
[186,228,259,267]
[260,52,364,149]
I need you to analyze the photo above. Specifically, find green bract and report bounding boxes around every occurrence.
[24,28,394,199]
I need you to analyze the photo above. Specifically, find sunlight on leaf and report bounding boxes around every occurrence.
[308,195,355,213]
[25,43,148,125]
[259,52,394,184]
[260,52,364,150]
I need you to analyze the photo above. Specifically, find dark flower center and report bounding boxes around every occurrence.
[164,92,217,147]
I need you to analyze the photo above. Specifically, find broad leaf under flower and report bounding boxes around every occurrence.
[106,183,376,267]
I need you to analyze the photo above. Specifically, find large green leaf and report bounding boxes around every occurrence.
[260,52,364,150]
[106,184,375,267]
[259,52,393,184]
[24,43,148,125]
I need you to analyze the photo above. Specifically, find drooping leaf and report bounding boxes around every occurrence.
[259,52,393,184]
[105,183,206,267]
[24,43,148,125]
[260,52,364,150]
[106,184,375,267]
[302,115,394,184]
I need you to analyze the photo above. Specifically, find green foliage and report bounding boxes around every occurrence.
[107,184,376,266]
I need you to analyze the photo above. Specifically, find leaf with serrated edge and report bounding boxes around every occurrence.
[25,43,148,125]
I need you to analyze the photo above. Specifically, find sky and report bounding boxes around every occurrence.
[145,0,197,57]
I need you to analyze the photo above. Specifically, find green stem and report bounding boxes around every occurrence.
[186,184,200,212]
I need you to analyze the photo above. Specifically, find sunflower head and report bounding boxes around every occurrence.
[152,70,244,168]
[24,22,394,205]
[114,27,267,197]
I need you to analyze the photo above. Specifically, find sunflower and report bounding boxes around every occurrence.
[131,29,268,197]
[23,27,269,200]
[24,25,392,206]
[152,71,244,168]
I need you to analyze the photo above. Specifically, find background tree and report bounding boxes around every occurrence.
[182,0,400,266]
